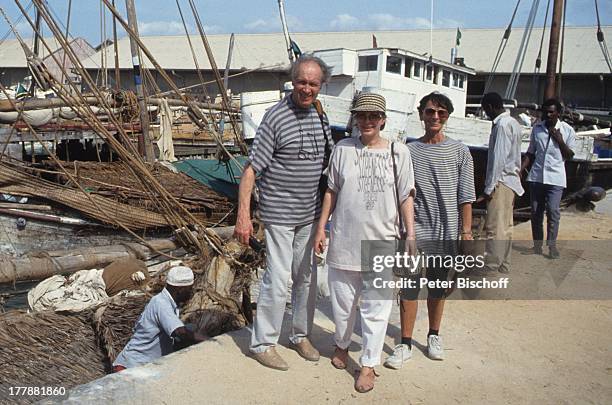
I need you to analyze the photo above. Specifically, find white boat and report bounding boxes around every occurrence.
[240,46,596,162]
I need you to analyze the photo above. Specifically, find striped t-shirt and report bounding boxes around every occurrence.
[248,94,329,226]
[407,137,475,242]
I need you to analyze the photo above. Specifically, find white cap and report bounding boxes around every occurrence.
[166,266,194,287]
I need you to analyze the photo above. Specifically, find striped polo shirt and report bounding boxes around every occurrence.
[248,94,329,226]
[407,137,475,241]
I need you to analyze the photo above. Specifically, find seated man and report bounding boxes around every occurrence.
[112,266,206,372]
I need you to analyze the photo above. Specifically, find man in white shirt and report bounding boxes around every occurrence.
[479,92,524,273]
[521,98,575,259]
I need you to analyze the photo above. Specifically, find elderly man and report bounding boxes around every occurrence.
[521,98,575,259]
[112,266,206,371]
[478,92,524,273]
[234,55,331,371]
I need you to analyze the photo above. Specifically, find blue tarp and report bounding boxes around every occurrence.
[174,157,247,200]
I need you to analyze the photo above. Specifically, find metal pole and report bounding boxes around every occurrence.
[544,0,563,101]
[277,0,294,63]
[430,0,434,58]
[125,0,154,161]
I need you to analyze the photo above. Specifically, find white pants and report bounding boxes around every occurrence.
[329,267,393,367]
[250,223,317,353]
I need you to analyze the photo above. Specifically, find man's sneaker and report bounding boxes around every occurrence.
[549,246,560,259]
[427,335,444,360]
[383,344,412,369]
[252,347,289,371]
[292,338,320,362]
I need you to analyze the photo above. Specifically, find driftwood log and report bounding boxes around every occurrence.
[0,227,235,284]
[0,239,178,284]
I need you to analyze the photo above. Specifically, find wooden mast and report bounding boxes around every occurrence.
[543,0,563,101]
[125,0,154,161]
[29,8,42,96]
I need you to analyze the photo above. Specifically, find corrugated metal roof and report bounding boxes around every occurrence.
[4,27,611,74]
[82,27,612,75]
[0,37,65,68]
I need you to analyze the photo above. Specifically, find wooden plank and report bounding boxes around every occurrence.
[0,203,52,210]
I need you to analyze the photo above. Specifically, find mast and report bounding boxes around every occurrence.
[277,0,294,63]
[29,8,42,96]
[112,0,121,90]
[544,0,563,101]
[219,33,235,135]
[125,0,154,161]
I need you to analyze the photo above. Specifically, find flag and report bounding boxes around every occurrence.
[372,34,378,48]
[456,28,462,47]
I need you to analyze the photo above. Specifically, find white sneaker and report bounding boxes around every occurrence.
[384,344,412,369]
[427,335,444,360]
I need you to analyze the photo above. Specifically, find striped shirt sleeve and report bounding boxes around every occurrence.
[457,145,476,205]
[248,116,276,174]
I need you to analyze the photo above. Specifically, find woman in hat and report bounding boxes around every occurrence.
[313,92,416,393]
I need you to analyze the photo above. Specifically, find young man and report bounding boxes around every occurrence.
[521,98,575,259]
[478,92,524,273]
[234,55,332,371]
[112,266,206,371]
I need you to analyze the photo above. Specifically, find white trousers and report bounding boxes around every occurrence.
[329,267,393,367]
[250,223,317,353]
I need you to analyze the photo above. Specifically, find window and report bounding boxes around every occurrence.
[426,65,434,82]
[404,58,413,77]
[413,61,422,79]
[358,55,378,72]
[386,56,402,74]
[442,70,451,87]
[458,74,466,89]
[452,72,459,87]
[434,67,439,84]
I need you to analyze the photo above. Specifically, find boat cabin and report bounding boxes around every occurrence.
[313,48,475,116]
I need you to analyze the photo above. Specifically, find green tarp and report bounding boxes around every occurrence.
[174,157,247,200]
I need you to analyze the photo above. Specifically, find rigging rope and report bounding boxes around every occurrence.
[59,0,72,87]
[484,0,522,94]
[504,0,541,100]
[0,1,33,45]
[186,0,248,155]
[174,0,222,143]
[594,0,612,74]
[532,0,551,101]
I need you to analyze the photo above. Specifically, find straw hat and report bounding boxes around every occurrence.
[350,92,386,114]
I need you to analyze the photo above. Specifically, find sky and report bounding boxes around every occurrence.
[1,0,611,45]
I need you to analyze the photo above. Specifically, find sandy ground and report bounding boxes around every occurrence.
[67,208,612,404]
